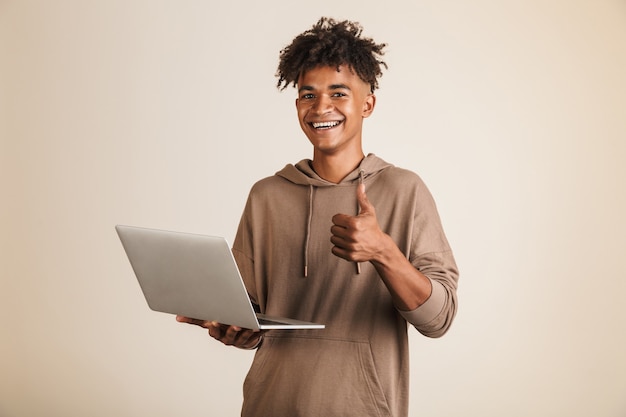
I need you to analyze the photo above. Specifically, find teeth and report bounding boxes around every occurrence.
[312,121,340,129]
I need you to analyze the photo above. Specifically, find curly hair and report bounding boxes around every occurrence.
[276,17,388,93]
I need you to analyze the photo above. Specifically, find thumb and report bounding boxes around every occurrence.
[357,183,374,214]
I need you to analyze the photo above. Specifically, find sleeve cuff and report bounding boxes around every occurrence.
[398,279,446,326]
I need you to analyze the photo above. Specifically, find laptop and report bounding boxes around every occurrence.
[116,225,325,330]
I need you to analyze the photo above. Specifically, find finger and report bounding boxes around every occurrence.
[234,329,259,347]
[331,213,352,227]
[221,325,245,346]
[207,321,224,339]
[331,244,351,260]
[176,315,210,328]
[208,323,237,343]
[356,183,374,214]
[330,224,351,241]
[224,326,261,347]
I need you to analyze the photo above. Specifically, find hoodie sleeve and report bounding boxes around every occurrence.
[399,175,459,338]
[398,250,459,338]
[231,187,262,309]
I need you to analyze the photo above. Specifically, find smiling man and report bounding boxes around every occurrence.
[296,65,375,183]
[177,17,459,417]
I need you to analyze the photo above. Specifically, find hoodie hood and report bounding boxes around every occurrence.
[276,153,393,186]
[275,154,393,277]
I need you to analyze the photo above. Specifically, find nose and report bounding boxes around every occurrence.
[312,94,333,115]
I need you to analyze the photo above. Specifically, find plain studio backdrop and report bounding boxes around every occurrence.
[1,1,625,416]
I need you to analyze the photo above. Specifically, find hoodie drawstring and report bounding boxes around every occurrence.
[356,169,365,274]
[304,184,313,277]
[304,169,366,278]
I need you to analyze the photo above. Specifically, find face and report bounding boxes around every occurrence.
[296,65,376,157]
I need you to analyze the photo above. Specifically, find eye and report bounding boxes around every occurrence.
[332,92,347,98]
[301,93,315,100]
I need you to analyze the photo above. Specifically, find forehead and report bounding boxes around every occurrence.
[297,65,369,91]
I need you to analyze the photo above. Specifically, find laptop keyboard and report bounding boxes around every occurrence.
[258,317,289,326]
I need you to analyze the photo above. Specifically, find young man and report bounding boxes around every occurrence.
[178,17,459,417]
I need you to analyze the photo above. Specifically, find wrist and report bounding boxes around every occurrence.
[372,233,399,266]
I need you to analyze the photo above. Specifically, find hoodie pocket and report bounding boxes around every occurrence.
[242,335,393,417]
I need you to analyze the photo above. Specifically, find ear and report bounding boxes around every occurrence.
[362,94,376,118]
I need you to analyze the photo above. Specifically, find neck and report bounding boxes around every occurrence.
[311,150,365,183]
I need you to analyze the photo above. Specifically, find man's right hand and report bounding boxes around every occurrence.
[176,316,265,349]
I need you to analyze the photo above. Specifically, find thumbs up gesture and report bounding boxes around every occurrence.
[330,183,386,264]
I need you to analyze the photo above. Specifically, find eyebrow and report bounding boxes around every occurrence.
[298,84,352,93]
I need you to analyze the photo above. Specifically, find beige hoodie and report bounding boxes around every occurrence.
[233,154,458,417]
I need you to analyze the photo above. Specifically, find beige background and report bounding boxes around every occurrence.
[2,1,625,416]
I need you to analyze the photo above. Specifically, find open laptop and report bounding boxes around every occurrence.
[116,225,324,330]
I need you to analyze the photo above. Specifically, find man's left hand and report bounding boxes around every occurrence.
[330,183,387,264]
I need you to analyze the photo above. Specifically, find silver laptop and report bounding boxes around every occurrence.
[116,225,324,330]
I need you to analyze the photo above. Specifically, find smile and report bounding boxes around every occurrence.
[311,121,341,129]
